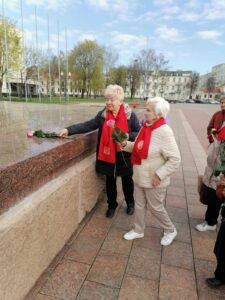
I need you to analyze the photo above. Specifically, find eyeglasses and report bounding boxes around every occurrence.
[105,97,115,102]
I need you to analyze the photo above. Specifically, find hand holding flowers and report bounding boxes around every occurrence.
[106,120,128,143]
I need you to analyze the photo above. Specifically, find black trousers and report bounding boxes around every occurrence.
[205,187,222,226]
[106,175,134,209]
[214,206,225,282]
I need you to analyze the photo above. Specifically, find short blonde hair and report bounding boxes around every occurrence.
[104,84,124,102]
[146,97,170,118]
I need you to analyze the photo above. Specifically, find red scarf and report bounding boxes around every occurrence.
[98,105,129,163]
[131,117,166,165]
[218,125,225,141]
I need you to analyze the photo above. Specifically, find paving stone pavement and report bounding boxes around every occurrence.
[26,104,225,300]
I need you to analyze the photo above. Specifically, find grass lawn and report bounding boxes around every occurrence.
[0,96,136,104]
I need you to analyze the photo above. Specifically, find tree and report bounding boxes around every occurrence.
[69,40,105,98]
[39,51,66,97]
[137,49,169,98]
[187,71,199,99]
[127,59,142,99]
[19,46,47,97]
[206,76,216,95]
[0,18,22,96]
[104,46,119,86]
[107,66,127,90]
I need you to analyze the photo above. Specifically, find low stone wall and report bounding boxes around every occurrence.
[0,153,104,300]
[0,131,98,215]
[0,128,105,300]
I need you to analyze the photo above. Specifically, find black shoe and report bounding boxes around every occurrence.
[106,208,116,218]
[127,204,135,215]
[206,277,225,288]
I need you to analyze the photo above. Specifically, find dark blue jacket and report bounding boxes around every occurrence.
[67,107,140,176]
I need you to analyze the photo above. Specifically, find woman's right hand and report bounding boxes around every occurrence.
[120,140,127,147]
[58,128,69,137]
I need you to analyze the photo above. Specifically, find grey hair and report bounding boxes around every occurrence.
[220,95,225,102]
[146,97,170,118]
[104,84,124,102]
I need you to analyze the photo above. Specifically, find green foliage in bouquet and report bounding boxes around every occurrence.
[33,130,58,138]
[111,127,128,143]
[111,127,128,167]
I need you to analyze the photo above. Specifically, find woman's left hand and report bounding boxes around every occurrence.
[152,173,161,188]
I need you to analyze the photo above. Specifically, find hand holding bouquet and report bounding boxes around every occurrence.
[106,120,128,143]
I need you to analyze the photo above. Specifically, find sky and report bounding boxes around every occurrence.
[3,0,225,75]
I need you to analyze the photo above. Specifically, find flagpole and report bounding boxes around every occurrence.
[35,6,41,102]
[57,19,61,102]
[2,0,11,102]
[20,0,28,102]
[65,26,68,101]
[47,15,52,102]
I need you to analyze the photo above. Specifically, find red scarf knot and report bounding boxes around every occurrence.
[131,117,166,165]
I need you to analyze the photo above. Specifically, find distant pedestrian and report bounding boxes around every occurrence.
[207,96,225,143]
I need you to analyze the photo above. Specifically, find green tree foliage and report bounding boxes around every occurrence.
[69,40,105,98]
[127,59,142,99]
[0,18,22,96]
[107,66,127,90]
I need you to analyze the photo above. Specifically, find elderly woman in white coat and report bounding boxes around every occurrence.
[121,97,181,246]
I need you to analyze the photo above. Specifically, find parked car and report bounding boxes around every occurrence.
[167,99,177,104]
[195,99,205,104]
[185,99,195,103]
[205,99,218,104]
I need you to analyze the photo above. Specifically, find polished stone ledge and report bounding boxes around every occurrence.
[0,131,98,215]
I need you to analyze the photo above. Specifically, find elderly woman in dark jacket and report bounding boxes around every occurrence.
[59,85,140,218]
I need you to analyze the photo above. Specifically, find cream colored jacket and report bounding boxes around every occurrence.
[123,124,181,188]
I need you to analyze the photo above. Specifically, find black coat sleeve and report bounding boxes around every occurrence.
[66,110,102,135]
[129,112,140,141]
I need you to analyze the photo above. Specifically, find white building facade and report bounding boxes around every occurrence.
[125,70,192,100]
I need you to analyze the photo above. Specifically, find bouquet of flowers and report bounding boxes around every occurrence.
[106,119,128,166]
[27,130,58,138]
[106,120,128,143]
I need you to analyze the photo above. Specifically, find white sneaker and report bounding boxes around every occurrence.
[161,229,177,246]
[195,221,216,232]
[123,230,144,240]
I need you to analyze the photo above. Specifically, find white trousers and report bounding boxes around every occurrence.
[133,184,175,233]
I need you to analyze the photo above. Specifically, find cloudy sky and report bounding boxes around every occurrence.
[4,0,225,74]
